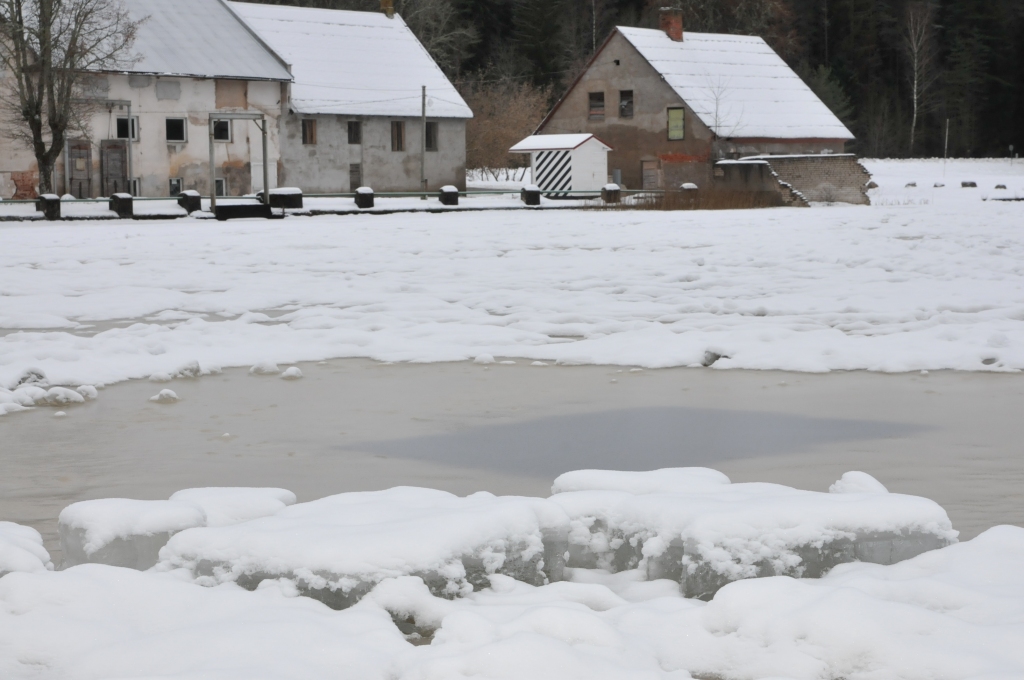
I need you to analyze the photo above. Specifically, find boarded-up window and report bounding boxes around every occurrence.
[668,107,685,140]
[302,119,317,145]
[350,163,362,189]
[426,121,438,151]
[588,92,605,119]
[391,121,405,152]
[348,121,362,144]
[215,79,247,109]
[619,91,634,118]
[166,118,187,142]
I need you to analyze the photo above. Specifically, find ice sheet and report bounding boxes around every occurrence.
[157,488,570,607]
[59,499,207,570]
[550,469,957,598]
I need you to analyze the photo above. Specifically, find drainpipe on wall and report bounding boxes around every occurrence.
[421,85,427,198]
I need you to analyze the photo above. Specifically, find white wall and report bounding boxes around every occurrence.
[571,140,611,192]
[0,73,284,199]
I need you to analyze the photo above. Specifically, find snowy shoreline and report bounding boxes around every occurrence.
[2,158,1023,413]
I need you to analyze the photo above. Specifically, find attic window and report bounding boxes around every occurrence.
[302,119,317,145]
[619,91,634,119]
[588,92,605,120]
[668,107,685,140]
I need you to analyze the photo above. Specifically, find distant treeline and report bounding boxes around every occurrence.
[252,0,1023,158]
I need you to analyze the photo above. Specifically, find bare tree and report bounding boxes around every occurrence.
[462,77,550,180]
[902,1,938,154]
[0,0,140,195]
[399,0,477,77]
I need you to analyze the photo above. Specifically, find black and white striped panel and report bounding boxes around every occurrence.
[534,150,572,197]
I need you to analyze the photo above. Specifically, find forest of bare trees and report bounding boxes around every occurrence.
[249,0,1023,159]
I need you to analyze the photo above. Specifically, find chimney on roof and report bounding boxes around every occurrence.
[381,0,395,18]
[660,7,684,42]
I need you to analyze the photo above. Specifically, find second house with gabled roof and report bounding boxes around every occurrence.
[233,2,473,193]
[535,9,854,191]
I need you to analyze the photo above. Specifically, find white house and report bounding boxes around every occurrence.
[0,0,472,199]
[231,2,473,193]
[1,0,292,199]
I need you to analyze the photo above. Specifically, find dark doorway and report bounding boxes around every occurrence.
[100,139,129,196]
[68,140,92,198]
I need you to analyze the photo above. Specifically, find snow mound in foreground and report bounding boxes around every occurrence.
[1,526,1022,680]
[0,522,53,576]
[549,469,956,599]
[157,488,570,607]
[59,488,298,569]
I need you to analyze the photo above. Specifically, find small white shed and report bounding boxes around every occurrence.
[510,134,612,196]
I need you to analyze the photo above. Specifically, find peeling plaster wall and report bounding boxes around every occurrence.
[279,114,466,193]
[0,73,284,199]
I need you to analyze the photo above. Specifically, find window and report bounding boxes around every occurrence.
[301,119,317,145]
[349,163,362,190]
[213,119,231,142]
[169,178,183,196]
[426,121,439,152]
[116,116,139,141]
[130,178,140,196]
[215,178,226,197]
[166,118,187,143]
[348,120,362,145]
[668,107,685,140]
[391,121,405,152]
[619,91,634,119]
[588,92,605,120]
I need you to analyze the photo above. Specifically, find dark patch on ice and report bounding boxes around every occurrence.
[354,407,926,477]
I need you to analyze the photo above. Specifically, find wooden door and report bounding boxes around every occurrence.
[100,139,128,196]
[68,140,92,198]
[642,161,660,190]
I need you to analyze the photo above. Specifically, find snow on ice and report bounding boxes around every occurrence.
[0,522,53,577]
[1,520,1022,679]
[1,160,1023,412]
[59,488,297,570]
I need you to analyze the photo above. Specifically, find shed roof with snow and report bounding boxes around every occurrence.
[107,0,292,81]
[616,27,853,141]
[229,2,472,119]
[510,134,612,153]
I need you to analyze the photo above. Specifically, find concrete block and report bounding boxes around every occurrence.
[177,190,201,214]
[108,193,133,219]
[36,194,61,221]
[439,185,459,206]
[355,187,374,209]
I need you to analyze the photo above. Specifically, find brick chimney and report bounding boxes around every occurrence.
[660,7,683,41]
[381,0,394,18]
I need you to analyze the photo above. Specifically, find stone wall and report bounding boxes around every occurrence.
[753,154,871,205]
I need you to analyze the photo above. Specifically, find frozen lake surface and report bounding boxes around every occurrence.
[3,359,1021,560]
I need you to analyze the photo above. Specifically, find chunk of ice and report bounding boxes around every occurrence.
[150,389,179,403]
[0,522,53,576]
[829,471,889,494]
[250,361,281,375]
[280,367,303,380]
[157,488,569,608]
[550,468,957,599]
[169,487,297,527]
[59,499,206,570]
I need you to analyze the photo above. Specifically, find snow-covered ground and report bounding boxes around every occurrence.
[1,470,1022,680]
[1,159,1022,413]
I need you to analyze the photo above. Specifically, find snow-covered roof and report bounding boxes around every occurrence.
[229,2,472,119]
[617,27,854,140]
[510,134,612,152]
[108,0,292,81]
